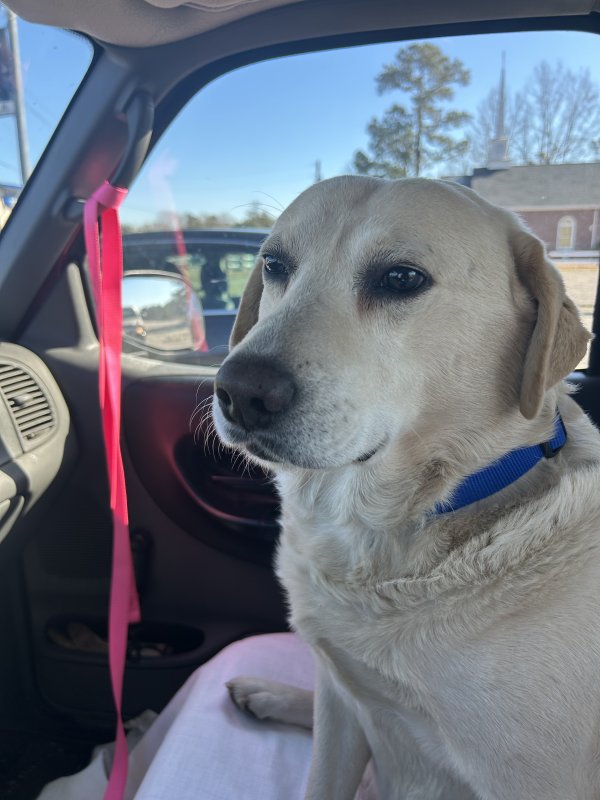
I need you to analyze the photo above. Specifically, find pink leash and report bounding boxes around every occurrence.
[84,180,141,800]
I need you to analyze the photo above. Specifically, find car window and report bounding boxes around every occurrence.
[0,5,92,229]
[122,29,599,367]
[123,233,264,312]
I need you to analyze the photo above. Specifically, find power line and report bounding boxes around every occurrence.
[0,163,21,180]
[26,101,53,129]
[0,160,19,174]
[25,89,56,125]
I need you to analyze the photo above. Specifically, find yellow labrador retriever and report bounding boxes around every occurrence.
[212,176,600,800]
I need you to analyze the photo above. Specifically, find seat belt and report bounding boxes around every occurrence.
[84,180,141,800]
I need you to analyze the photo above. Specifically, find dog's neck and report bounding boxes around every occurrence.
[432,412,566,514]
[274,389,584,582]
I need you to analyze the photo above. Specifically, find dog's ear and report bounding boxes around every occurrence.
[512,229,590,419]
[229,260,264,348]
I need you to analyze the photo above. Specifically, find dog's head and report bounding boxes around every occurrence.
[213,176,590,471]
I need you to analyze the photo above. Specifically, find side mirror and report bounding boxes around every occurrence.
[121,271,207,360]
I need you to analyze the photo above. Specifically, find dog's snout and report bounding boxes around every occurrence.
[215,357,296,431]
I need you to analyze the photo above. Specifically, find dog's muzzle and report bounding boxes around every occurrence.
[215,356,297,433]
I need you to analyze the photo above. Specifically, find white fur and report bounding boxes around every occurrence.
[215,177,600,799]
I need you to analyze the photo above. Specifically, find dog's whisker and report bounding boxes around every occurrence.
[231,450,243,472]
[253,190,285,212]
[230,201,279,219]
[190,397,212,428]
[197,406,214,427]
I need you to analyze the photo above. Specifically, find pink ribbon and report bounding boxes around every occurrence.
[84,180,141,800]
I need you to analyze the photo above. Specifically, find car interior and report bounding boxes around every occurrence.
[0,0,599,797]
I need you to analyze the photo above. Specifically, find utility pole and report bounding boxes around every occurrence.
[6,9,30,182]
[314,159,322,183]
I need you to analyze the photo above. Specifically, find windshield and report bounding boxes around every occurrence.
[122,29,600,366]
[0,3,92,230]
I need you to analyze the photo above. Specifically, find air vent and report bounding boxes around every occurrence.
[0,362,56,447]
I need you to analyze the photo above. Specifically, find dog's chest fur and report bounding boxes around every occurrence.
[274,463,600,799]
[275,467,482,672]
[274,469,484,780]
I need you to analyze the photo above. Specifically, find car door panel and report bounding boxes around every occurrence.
[123,376,280,565]
[8,262,286,728]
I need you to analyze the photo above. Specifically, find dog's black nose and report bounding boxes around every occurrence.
[215,357,296,431]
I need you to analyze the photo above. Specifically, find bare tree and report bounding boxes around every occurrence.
[523,61,600,163]
[468,84,530,167]
[507,88,534,165]
[469,87,503,166]
[471,61,600,167]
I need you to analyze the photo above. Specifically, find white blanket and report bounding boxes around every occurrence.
[38,633,378,799]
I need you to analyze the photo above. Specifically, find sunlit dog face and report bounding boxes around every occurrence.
[212,176,588,471]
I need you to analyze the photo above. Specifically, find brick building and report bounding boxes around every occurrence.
[448,57,600,262]
[460,162,600,260]
[447,59,598,367]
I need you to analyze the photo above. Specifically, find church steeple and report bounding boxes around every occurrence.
[486,53,512,170]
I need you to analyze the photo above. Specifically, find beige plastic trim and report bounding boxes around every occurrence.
[4,0,305,46]
[146,0,278,10]
[4,0,596,48]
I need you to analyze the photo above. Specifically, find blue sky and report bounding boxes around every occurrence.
[0,7,598,227]
[0,7,92,183]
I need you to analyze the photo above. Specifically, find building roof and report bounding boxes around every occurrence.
[467,162,600,208]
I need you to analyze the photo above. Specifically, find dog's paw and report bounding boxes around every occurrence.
[226,676,277,720]
[226,676,313,729]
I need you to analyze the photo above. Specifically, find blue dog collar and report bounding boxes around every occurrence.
[434,413,567,515]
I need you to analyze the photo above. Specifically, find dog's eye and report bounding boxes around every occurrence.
[263,255,288,276]
[379,266,426,293]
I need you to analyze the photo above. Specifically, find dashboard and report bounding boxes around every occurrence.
[0,343,73,545]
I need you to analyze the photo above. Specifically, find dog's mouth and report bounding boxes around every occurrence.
[353,438,387,464]
[245,439,283,463]
[218,406,388,469]
[354,447,379,464]
[238,437,387,469]
[244,436,388,468]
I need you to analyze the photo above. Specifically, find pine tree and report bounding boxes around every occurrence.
[353,43,470,178]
